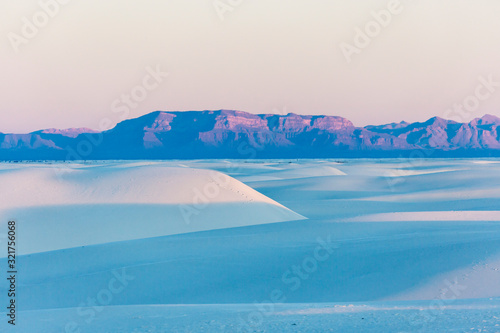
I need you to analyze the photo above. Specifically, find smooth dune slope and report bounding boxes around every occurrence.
[0,163,304,255]
[1,159,500,333]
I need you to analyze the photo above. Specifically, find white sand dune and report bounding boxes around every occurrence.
[387,254,500,301]
[11,300,500,333]
[384,168,463,177]
[345,211,500,222]
[1,159,500,333]
[265,165,347,179]
[0,163,304,255]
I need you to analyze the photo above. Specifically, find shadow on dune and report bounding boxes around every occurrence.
[9,218,500,311]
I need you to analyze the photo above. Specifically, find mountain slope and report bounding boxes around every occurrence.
[1,111,500,159]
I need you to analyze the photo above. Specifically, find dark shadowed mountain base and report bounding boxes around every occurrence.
[1,110,500,160]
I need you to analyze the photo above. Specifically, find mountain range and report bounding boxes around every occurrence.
[1,110,500,160]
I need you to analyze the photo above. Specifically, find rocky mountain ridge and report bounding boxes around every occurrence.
[1,110,500,159]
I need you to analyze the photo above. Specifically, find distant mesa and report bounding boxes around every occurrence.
[37,128,99,138]
[1,110,500,159]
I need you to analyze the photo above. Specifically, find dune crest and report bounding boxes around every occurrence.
[0,163,305,255]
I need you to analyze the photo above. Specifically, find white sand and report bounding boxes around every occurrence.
[1,158,500,332]
[0,163,304,255]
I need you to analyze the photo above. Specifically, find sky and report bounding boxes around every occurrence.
[1,0,500,133]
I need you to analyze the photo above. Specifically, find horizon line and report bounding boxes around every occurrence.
[2,109,498,135]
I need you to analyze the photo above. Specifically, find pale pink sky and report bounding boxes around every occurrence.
[1,0,500,133]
